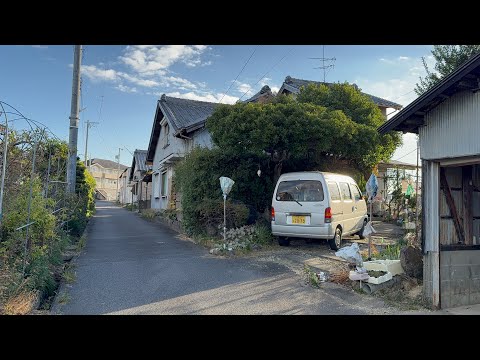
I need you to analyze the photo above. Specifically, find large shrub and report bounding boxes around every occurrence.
[195,198,249,235]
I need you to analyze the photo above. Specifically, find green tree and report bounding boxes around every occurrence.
[207,83,401,182]
[415,45,480,95]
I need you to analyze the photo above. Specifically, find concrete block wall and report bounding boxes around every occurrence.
[440,250,480,308]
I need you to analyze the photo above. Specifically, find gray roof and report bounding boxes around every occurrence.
[242,85,274,103]
[147,95,220,162]
[88,158,128,170]
[129,149,151,181]
[379,52,480,135]
[279,76,403,110]
[159,94,219,133]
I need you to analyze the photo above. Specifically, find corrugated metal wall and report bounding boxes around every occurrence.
[420,91,480,160]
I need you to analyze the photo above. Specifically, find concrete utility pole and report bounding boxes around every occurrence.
[116,148,122,202]
[0,107,8,224]
[67,45,83,193]
[415,137,420,242]
[84,119,98,166]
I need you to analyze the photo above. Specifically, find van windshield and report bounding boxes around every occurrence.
[276,180,324,202]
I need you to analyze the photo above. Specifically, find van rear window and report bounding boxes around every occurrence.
[276,180,324,202]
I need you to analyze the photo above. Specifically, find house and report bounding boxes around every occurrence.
[278,75,403,118]
[242,85,275,103]
[379,52,480,309]
[118,167,133,205]
[87,158,128,201]
[129,149,152,210]
[146,94,218,210]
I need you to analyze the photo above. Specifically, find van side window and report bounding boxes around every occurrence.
[327,182,341,201]
[350,184,361,201]
[339,182,352,201]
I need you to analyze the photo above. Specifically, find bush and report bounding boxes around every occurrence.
[195,199,249,235]
[141,209,158,220]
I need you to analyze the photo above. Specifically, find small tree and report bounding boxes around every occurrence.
[415,45,480,95]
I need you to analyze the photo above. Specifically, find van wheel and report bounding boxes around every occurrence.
[358,219,368,239]
[328,227,342,251]
[278,237,290,246]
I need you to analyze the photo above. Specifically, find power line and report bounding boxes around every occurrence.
[238,47,295,101]
[392,147,418,162]
[219,46,259,104]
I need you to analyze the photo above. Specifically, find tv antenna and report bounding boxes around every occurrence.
[310,45,336,83]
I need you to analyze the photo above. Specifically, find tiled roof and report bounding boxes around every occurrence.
[159,94,219,132]
[280,76,403,110]
[242,85,274,103]
[88,158,128,170]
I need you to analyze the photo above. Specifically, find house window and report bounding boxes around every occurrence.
[162,123,170,149]
[153,173,160,198]
[161,171,168,197]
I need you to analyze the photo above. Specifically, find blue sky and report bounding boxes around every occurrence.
[0,45,434,166]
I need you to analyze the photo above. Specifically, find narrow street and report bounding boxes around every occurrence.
[54,201,421,315]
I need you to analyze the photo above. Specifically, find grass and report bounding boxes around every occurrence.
[62,265,76,284]
[76,233,87,252]
[57,292,71,305]
[4,291,38,315]
[303,265,321,288]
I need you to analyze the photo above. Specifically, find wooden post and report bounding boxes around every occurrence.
[440,167,465,244]
[463,166,473,245]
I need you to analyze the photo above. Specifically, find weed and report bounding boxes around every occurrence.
[62,265,76,284]
[76,233,87,252]
[4,291,37,315]
[57,292,71,305]
[303,265,321,288]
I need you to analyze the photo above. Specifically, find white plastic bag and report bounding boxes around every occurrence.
[363,221,376,237]
[335,242,363,266]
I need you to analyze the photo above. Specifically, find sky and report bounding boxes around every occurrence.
[0,45,434,167]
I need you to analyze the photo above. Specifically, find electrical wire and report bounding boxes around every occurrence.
[238,47,294,101]
[219,46,259,104]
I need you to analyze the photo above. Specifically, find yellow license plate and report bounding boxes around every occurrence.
[292,216,306,224]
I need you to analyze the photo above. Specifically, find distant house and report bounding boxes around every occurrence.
[87,158,128,201]
[129,149,152,210]
[242,85,275,103]
[118,167,133,205]
[278,75,403,117]
[146,94,218,210]
[378,52,480,309]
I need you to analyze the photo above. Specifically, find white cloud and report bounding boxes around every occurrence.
[120,45,210,75]
[118,72,159,87]
[165,76,197,89]
[32,45,48,49]
[116,84,138,93]
[398,56,410,61]
[236,82,253,95]
[81,65,118,82]
[271,86,280,94]
[165,91,238,104]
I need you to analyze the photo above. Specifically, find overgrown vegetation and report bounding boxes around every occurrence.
[0,128,95,314]
[174,83,401,240]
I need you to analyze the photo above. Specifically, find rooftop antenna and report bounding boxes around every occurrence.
[310,45,336,83]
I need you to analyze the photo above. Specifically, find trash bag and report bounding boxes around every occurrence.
[363,221,376,237]
[335,242,363,266]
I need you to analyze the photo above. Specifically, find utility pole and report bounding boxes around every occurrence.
[415,137,420,242]
[67,45,83,193]
[115,148,122,202]
[310,45,336,83]
[84,120,98,166]
[0,107,8,225]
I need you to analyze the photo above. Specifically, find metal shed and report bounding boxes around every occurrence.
[379,52,480,309]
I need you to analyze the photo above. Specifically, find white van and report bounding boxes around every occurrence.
[271,171,368,250]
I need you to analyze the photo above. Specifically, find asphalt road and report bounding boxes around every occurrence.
[55,201,415,315]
